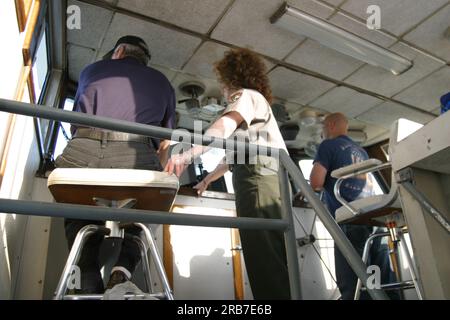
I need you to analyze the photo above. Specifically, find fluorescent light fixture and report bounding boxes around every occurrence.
[270,3,413,75]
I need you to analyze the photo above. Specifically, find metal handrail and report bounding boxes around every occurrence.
[333,162,392,216]
[0,98,388,300]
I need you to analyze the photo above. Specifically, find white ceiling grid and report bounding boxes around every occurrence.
[117,0,234,34]
[211,0,335,59]
[344,42,446,97]
[65,0,450,145]
[357,101,436,129]
[309,86,383,118]
[269,67,336,105]
[99,13,202,69]
[341,0,448,36]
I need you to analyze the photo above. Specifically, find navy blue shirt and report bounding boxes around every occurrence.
[72,57,176,148]
[314,135,370,218]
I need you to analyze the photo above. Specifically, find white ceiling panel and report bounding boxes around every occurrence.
[117,0,233,34]
[99,13,202,69]
[348,119,389,145]
[68,44,96,82]
[67,0,113,49]
[309,86,383,117]
[285,101,305,114]
[286,39,364,80]
[183,41,276,81]
[344,42,445,98]
[211,0,334,59]
[357,101,435,129]
[394,67,450,112]
[341,0,448,36]
[329,12,397,48]
[149,63,178,82]
[269,67,335,104]
[431,108,441,116]
[404,4,450,62]
[182,42,231,80]
[320,0,345,7]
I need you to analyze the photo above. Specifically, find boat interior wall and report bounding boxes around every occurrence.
[0,115,42,299]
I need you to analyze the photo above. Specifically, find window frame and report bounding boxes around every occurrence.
[14,0,34,33]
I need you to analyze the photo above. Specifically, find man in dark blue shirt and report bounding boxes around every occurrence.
[56,36,176,293]
[310,113,373,300]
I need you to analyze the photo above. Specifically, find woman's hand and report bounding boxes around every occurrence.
[164,153,191,177]
[193,179,210,196]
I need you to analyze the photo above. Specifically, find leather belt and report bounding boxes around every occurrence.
[73,128,153,145]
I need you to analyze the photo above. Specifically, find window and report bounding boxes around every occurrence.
[53,99,74,159]
[31,30,49,102]
[298,159,314,182]
[299,159,383,195]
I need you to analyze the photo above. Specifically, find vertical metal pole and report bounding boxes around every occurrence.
[354,232,389,300]
[279,151,389,300]
[135,223,174,300]
[54,225,108,300]
[397,231,424,300]
[278,162,302,300]
[132,236,154,294]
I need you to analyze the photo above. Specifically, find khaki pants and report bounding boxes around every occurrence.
[55,137,162,293]
[232,163,291,300]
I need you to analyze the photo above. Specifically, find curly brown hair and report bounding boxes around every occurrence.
[214,48,273,104]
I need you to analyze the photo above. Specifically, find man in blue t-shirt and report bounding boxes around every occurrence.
[55,36,176,294]
[310,113,373,300]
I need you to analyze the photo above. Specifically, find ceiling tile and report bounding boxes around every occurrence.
[99,13,202,69]
[309,86,383,117]
[348,119,389,145]
[320,0,345,7]
[341,0,448,36]
[394,67,450,112]
[183,42,230,80]
[431,108,441,116]
[357,101,435,129]
[286,39,364,80]
[117,0,233,34]
[149,63,178,82]
[211,0,334,59]
[329,12,397,48]
[285,101,305,114]
[183,42,276,81]
[269,67,335,104]
[67,44,96,82]
[344,42,445,97]
[404,4,450,62]
[67,0,113,49]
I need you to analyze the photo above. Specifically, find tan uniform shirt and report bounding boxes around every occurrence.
[222,89,287,171]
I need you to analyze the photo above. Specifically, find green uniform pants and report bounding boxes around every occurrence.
[232,163,291,300]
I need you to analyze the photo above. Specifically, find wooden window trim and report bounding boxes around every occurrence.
[22,0,41,66]
[15,0,34,33]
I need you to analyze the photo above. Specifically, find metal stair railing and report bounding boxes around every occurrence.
[0,98,389,300]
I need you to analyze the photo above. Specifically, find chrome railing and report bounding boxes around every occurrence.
[0,98,389,300]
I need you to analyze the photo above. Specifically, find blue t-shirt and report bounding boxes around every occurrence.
[314,135,370,218]
[72,57,176,148]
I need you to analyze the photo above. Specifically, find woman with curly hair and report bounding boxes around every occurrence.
[165,48,290,299]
